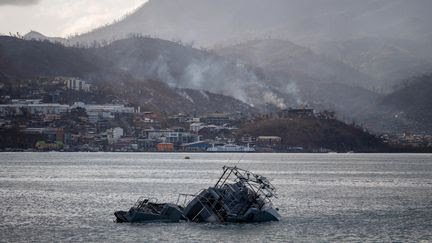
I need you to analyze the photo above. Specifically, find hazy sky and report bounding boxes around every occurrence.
[0,0,148,37]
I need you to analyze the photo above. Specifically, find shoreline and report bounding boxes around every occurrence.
[1,150,431,154]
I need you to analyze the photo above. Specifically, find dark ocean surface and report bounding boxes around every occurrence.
[0,153,431,242]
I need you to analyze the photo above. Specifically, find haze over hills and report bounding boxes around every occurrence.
[90,37,287,109]
[74,0,432,47]
[71,0,432,91]
[24,31,69,45]
[0,36,256,114]
[311,38,432,91]
[378,75,432,133]
[4,0,432,135]
[214,39,375,90]
[4,34,431,134]
[215,39,373,86]
[214,39,384,124]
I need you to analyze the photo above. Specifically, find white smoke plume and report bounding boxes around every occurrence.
[263,91,287,109]
[285,82,303,105]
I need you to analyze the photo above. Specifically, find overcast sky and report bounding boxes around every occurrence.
[0,0,148,37]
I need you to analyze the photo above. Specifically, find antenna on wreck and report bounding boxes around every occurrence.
[234,152,247,168]
[225,152,236,167]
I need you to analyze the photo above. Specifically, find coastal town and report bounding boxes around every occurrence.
[1,77,431,152]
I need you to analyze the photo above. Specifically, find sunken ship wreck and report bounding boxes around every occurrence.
[114,166,281,223]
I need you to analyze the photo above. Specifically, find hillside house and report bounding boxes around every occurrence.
[256,136,282,146]
[278,108,315,119]
[201,112,231,125]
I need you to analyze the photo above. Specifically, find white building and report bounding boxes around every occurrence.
[11,99,42,104]
[72,102,135,123]
[0,103,70,116]
[107,127,124,144]
[190,122,204,133]
[0,101,135,118]
[144,129,196,144]
[72,102,135,114]
[87,111,116,123]
[66,78,91,92]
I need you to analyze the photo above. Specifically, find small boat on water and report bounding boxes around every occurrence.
[114,166,281,223]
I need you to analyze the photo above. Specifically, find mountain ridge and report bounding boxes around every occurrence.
[72,0,432,47]
[2,35,431,134]
[66,0,432,92]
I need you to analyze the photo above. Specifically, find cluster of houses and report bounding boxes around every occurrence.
[381,132,432,148]
[0,99,135,118]
[65,78,92,92]
[0,82,356,152]
[0,94,243,151]
[0,94,298,152]
[4,76,428,152]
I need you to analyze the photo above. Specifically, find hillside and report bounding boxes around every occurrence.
[214,39,432,134]
[89,37,294,109]
[2,35,431,135]
[0,36,117,82]
[0,36,256,114]
[340,74,432,135]
[237,117,387,152]
[379,75,432,133]
[24,31,69,45]
[214,39,384,124]
[0,36,301,111]
[311,38,432,91]
[215,39,375,89]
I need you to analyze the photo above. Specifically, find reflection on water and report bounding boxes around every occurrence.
[0,153,431,242]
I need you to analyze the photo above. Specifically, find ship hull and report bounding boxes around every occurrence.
[114,204,185,223]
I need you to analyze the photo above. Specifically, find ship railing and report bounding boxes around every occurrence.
[133,196,160,212]
[218,185,239,210]
[196,195,227,222]
[215,166,277,200]
[176,193,197,207]
[221,180,275,212]
[216,175,274,212]
[177,191,228,222]
[134,196,158,207]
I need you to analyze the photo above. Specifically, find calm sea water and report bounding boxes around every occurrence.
[0,153,431,242]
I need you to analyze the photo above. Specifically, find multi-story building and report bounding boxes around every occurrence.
[65,78,91,92]
[241,134,256,144]
[107,127,124,144]
[256,136,282,146]
[190,122,204,133]
[169,113,191,123]
[0,103,70,116]
[201,113,231,125]
[278,108,315,119]
[72,102,135,114]
[72,102,135,124]
[143,129,197,144]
